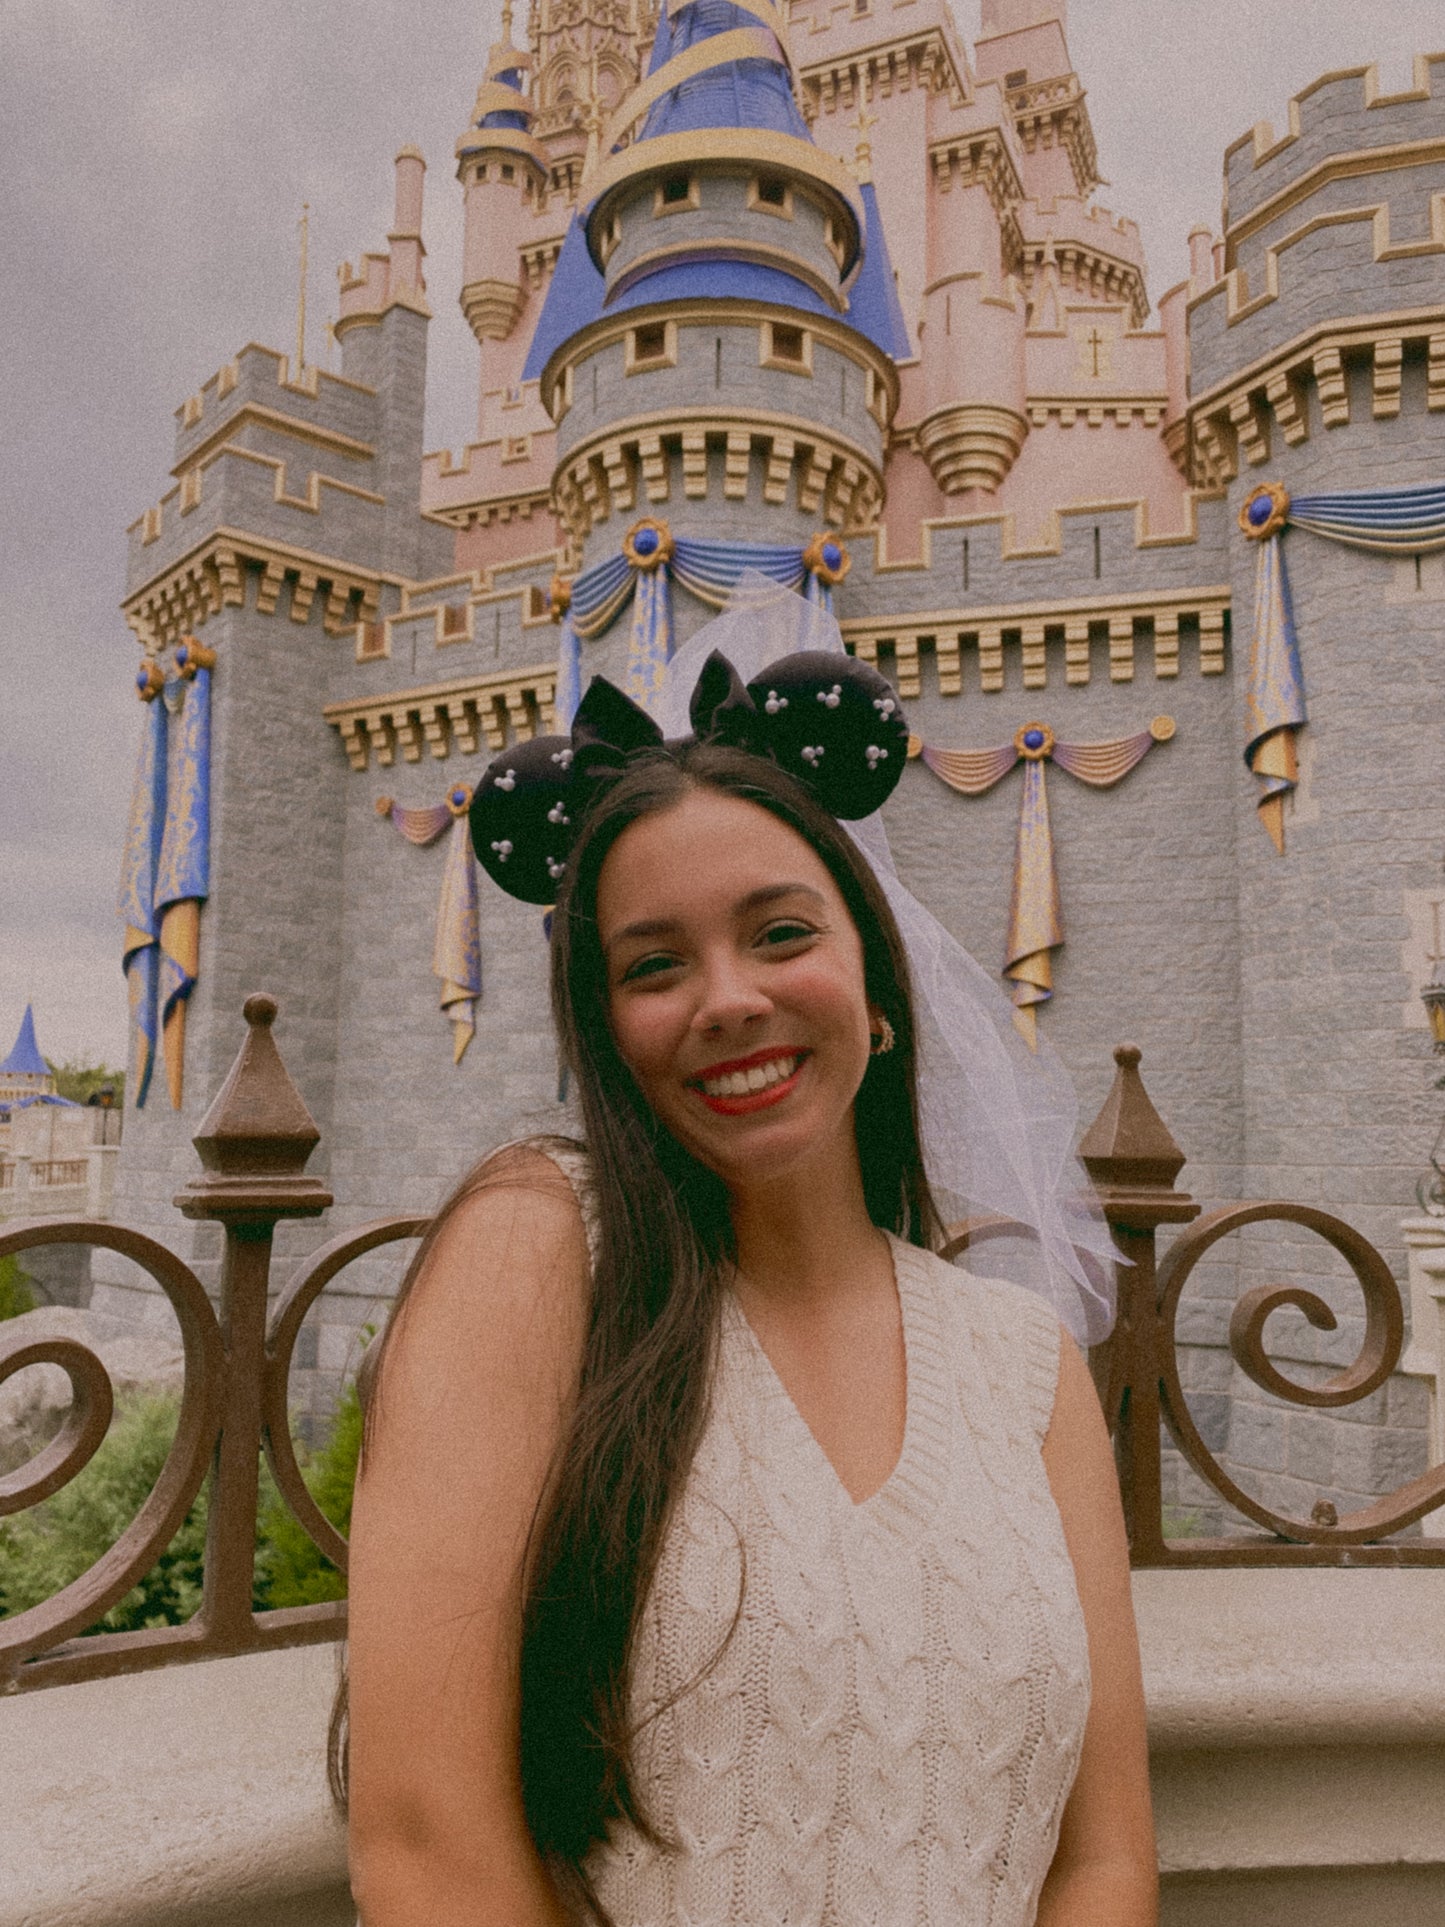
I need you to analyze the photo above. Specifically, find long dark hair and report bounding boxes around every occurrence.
[336,742,940,1916]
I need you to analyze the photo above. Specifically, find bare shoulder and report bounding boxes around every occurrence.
[365,1139,593,1468]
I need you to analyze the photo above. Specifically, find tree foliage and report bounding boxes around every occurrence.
[0,1382,364,1630]
[0,1255,37,1322]
[44,1058,126,1106]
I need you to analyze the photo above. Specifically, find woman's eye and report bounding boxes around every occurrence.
[619,952,680,984]
[758,920,817,948]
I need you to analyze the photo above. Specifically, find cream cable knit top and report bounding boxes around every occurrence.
[557,1159,1091,1927]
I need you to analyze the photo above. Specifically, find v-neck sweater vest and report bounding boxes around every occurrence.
[563,1190,1091,1927]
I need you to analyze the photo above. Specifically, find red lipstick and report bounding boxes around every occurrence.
[690,1048,808,1116]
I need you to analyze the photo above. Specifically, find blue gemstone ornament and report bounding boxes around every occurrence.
[1023,727,1046,750]
[821,540,842,571]
[1247,494,1273,527]
[633,526,659,557]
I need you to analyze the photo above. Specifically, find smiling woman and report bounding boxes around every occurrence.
[340,596,1155,1927]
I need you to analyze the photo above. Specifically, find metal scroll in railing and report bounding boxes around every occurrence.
[0,995,427,1693]
[4,1009,1444,1696]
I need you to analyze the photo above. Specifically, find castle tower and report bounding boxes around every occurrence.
[1186,55,1445,1513]
[97,152,452,1324]
[528,0,905,627]
[457,14,549,429]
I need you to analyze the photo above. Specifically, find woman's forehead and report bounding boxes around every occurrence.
[597,790,839,928]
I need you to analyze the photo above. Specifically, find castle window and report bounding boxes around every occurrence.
[854,0,870,15]
[356,620,388,662]
[760,321,812,374]
[600,211,623,266]
[1005,69,1028,88]
[748,175,794,218]
[824,214,848,270]
[626,319,678,372]
[501,162,515,182]
[475,162,489,183]
[441,602,470,640]
[654,173,699,215]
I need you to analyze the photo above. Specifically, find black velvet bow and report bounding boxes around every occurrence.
[469,649,909,904]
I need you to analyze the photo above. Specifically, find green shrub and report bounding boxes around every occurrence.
[0,1255,37,1322]
[256,1382,362,1609]
[0,1383,364,1630]
[0,1396,213,1632]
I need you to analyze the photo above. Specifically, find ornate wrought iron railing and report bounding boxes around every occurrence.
[3,1005,1443,1694]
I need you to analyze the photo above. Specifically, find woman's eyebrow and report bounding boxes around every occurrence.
[737,883,827,914]
[604,884,827,953]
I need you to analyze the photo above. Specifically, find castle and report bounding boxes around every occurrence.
[102,0,1445,1509]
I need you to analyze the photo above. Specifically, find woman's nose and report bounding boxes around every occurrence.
[694,952,771,1033]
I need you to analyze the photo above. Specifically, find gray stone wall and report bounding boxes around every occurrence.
[1209,351,1444,1529]
[602,171,841,303]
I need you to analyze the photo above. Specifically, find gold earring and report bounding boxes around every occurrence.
[869,1014,895,1057]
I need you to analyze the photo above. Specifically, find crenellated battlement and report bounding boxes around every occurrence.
[171,344,377,471]
[1223,51,1445,229]
[1189,64,1445,415]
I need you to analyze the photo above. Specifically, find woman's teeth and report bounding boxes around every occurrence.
[699,1054,798,1098]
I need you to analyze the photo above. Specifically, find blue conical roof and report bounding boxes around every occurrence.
[847,182,913,361]
[1,1005,48,1078]
[638,0,810,142]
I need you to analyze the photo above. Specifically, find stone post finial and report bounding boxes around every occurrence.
[1078,1043,1196,1225]
[175,995,332,1225]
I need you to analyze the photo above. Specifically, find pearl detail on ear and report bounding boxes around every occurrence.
[865,744,889,768]
[764,690,788,713]
[800,744,825,766]
[491,839,513,861]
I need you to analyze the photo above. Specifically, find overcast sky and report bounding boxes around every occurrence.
[2,0,1440,1068]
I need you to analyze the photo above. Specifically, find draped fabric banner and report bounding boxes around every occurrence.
[625,561,674,712]
[378,788,482,1063]
[154,650,213,1108]
[1239,476,1445,851]
[561,523,852,695]
[1242,526,1306,855]
[917,717,1174,1045]
[1286,479,1445,555]
[117,685,168,1109]
[553,612,582,735]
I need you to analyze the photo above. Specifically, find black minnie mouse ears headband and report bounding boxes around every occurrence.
[469,649,910,904]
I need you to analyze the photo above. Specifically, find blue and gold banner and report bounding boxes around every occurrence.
[117,680,168,1108]
[563,524,850,645]
[154,644,213,1108]
[1238,475,1445,852]
[378,786,483,1063]
[918,717,1173,1045]
[434,805,482,1064]
[623,521,675,712]
[548,576,583,736]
